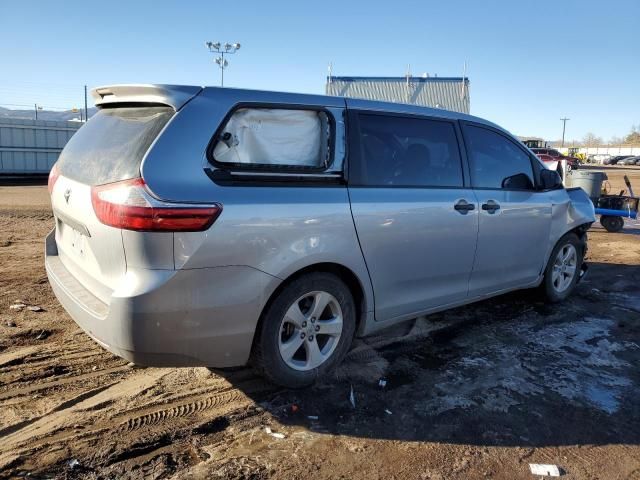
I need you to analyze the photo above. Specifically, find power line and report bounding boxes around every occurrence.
[0,103,82,111]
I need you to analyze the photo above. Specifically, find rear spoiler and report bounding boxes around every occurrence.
[91,84,203,111]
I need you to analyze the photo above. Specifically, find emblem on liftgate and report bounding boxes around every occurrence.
[64,188,71,204]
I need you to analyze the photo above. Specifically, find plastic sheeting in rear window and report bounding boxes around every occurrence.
[212,108,331,168]
[57,106,174,186]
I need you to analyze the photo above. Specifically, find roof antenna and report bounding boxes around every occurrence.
[461,61,467,100]
[405,64,412,103]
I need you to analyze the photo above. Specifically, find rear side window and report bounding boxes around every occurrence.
[57,106,173,185]
[350,113,463,187]
[464,125,535,190]
[212,108,332,169]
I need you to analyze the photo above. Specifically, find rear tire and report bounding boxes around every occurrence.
[542,233,584,303]
[601,215,624,233]
[252,272,356,388]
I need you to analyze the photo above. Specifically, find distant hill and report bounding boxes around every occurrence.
[0,106,97,122]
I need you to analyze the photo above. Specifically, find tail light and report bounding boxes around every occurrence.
[48,163,60,194]
[91,178,222,232]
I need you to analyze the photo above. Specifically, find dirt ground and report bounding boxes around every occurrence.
[1,167,639,480]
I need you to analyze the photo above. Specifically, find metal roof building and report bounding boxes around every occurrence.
[326,76,470,114]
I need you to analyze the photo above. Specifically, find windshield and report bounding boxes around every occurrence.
[57,106,174,185]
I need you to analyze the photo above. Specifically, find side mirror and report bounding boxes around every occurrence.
[540,168,563,190]
[502,172,534,190]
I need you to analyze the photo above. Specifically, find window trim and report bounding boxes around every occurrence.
[346,109,469,189]
[205,102,337,174]
[459,121,540,191]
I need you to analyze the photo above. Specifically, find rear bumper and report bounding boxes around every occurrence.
[45,230,280,367]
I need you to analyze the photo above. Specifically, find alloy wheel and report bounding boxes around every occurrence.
[552,244,577,293]
[278,291,343,371]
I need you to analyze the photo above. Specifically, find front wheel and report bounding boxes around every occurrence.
[252,272,356,388]
[542,233,584,303]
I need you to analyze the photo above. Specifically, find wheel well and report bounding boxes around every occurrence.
[568,222,591,252]
[569,222,592,238]
[251,263,367,354]
[541,224,591,277]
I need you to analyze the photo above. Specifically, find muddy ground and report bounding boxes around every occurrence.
[1,166,639,479]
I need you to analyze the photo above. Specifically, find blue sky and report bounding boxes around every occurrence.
[1,0,638,142]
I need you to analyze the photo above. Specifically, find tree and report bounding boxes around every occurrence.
[625,125,640,145]
[608,136,624,145]
[582,132,602,146]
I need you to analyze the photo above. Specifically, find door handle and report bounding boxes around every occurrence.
[454,200,475,214]
[481,200,501,213]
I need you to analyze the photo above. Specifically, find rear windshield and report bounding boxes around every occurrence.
[57,106,174,185]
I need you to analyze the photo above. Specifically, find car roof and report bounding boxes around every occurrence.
[92,83,513,137]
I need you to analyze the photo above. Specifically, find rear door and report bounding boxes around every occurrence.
[347,110,479,322]
[461,122,552,297]
[51,106,175,303]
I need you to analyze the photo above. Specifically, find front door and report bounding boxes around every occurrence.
[461,123,552,297]
[347,109,479,322]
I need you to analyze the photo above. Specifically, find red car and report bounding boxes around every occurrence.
[531,148,580,172]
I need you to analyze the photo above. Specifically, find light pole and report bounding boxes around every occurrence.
[205,41,241,87]
[560,117,570,147]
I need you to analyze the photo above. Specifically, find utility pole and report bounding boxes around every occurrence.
[84,85,88,122]
[34,104,38,120]
[205,41,241,87]
[560,117,570,147]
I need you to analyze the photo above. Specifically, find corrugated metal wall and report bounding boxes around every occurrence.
[326,77,470,114]
[0,118,81,174]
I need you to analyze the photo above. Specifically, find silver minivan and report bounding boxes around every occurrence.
[46,84,595,387]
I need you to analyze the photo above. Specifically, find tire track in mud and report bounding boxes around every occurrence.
[119,389,249,432]
[0,383,115,438]
[0,351,122,386]
[115,375,276,433]
[0,345,42,367]
[0,369,168,469]
[0,365,130,400]
[0,335,112,376]
[1,368,276,474]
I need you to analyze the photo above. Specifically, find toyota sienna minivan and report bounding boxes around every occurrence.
[46,84,595,387]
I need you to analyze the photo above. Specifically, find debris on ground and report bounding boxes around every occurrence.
[264,426,285,439]
[9,303,26,310]
[6,320,16,327]
[1,177,639,480]
[384,409,393,415]
[68,459,80,469]
[27,305,43,312]
[378,378,387,388]
[35,330,49,340]
[529,463,562,477]
[307,415,319,420]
